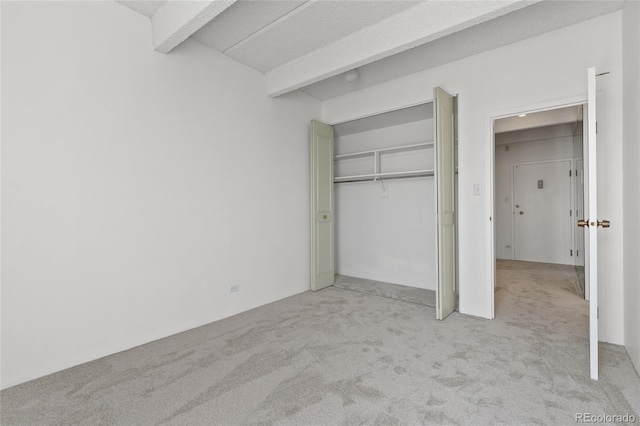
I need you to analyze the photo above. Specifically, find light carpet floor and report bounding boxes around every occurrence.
[334,275,436,307]
[2,260,639,425]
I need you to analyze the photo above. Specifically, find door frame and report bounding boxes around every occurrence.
[510,158,575,264]
[485,95,587,319]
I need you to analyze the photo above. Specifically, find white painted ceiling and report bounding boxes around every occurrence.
[495,105,583,134]
[190,1,306,53]
[193,1,420,72]
[301,0,623,100]
[116,0,623,100]
[116,0,167,18]
[494,122,579,147]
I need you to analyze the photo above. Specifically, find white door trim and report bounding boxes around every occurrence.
[586,66,598,380]
[485,95,587,319]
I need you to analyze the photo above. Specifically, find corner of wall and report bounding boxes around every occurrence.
[622,0,640,371]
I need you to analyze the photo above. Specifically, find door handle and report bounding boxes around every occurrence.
[519,211,524,215]
[579,219,610,228]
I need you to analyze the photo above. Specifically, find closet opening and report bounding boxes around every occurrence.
[333,103,437,308]
[492,104,587,315]
[311,89,458,320]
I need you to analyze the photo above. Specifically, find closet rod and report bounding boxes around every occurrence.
[335,174,433,184]
[334,170,458,184]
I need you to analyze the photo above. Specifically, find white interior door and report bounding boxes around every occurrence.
[513,161,572,265]
[434,87,456,320]
[582,67,602,380]
[310,120,335,291]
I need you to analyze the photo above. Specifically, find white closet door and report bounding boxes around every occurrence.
[434,87,456,320]
[310,120,335,291]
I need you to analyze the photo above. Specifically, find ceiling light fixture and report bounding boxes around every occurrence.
[344,69,359,83]
[518,113,527,117]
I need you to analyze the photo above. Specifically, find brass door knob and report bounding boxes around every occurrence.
[598,219,610,228]
[323,214,328,220]
[578,219,589,227]
[519,211,524,215]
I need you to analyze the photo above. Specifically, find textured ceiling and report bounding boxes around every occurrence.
[115,0,623,100]
[194,0,420,72]
[265,0,539,96]
[191,1,306,53]
[115,0,167,18]
[300,0,624,100]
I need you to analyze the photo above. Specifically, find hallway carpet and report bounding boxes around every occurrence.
[2,261,639,425]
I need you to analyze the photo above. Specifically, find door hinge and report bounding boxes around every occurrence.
[596,122,598,134]
[570,210,572,217]
[597,307,599,319]
[577,249,579,257]
[570,249,573,256]
[570,170,572,177]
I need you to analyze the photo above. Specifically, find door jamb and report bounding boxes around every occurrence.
[486,96,587,319]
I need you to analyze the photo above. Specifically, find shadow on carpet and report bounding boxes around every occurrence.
[333,275,435,307]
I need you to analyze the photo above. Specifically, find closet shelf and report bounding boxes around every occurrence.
[334,142,433,160]
[334,169,434,183]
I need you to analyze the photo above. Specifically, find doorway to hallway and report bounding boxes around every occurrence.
[492,104,586,297]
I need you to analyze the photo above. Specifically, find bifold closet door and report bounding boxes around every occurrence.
[310,120,335,291]
[434,87,456,320]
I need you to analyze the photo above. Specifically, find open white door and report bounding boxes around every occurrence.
[310,120,335,291]
[580,67,610,380]
[434,87,456,320]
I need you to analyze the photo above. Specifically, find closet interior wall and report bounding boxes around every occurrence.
[333,105,436,290]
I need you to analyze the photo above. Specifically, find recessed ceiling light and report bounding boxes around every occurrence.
[518,113,527,117]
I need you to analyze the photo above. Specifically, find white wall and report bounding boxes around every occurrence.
[323,12,624,344]
[1,1,321,389]
[622,0,640,372]
[494,125,576,261]
[335,120,435,289]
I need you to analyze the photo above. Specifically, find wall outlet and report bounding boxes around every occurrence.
[230,284,240,293]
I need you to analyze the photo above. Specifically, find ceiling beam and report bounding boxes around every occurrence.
[265,0,542,97]
[152,0,238,54]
